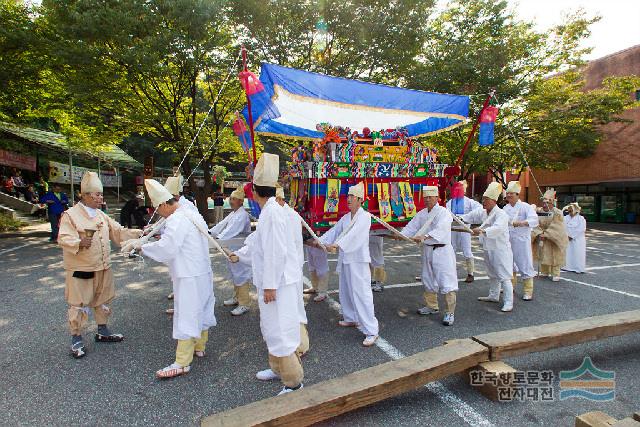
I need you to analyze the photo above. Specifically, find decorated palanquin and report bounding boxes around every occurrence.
[239,63,471,230]
[287,124,448,232]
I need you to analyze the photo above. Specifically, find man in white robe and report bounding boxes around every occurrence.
[303,241,330,302]
[401,186,458,326]
[446,180,481,282]
[562,203,586,273]
[462,182,514,312]
[503,181,539,301]
[276,185,309,358]
[209,186,252,316]
[319,182,379,347]
[163,174,198,307]
[369,233,386,292]
[134,179,216,379]
[230,153,304,396]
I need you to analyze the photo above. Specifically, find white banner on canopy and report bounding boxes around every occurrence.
[48,160,121,187]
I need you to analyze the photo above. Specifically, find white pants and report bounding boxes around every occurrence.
[339,262,379,336]
[452,231,473,259]
[258,283,301,357]
[421,244,458,294]
[510,236,536,279]
[369,236,384,268]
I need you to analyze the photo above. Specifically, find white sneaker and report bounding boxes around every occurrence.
[522,294,533,301]
[371,282,384,292]
[417,306,439,315]
[552,276,560,282]
[477,296,500,302]
[277,383,303,395]
[256,368,280,381]
[223,297,238,307]
[501,304,513,312]
[362,335,378,347]
[231,305,249,316]
[442,313,454,326]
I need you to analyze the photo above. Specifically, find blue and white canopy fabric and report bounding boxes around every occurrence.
[242,63,469,140]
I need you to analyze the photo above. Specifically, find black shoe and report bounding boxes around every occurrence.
[95,333,124,342]
[71,341,86,358]
[371,283,384,292]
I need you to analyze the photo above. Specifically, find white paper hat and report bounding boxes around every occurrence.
[275,184,284,199]
[230,186,245,200]
[562,202,581,213]
[483,182,502,201]
[348,182,365,199]
[506,181,521,194]
[164,175,184,196]
[145,179,174,208]
[422,186,439,197]
[253,153,279,187]
[80,172,103,193]
[543,188,556,202]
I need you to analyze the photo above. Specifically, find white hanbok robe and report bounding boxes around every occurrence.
[209,208,252,286]
[320,207,378,336]
[462,207,513,282]
[305,245,329,277]
[447,197,482,258]
[369,233,385,268]
[236,198,301,357]
[142,206,216,340]
[563,214,586,273]
[401,205,458,294]
[503,200,538,279]
[283,203,307,326]
[179,195,198,212]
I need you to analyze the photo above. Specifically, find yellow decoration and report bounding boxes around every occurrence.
[325,179,341,213]
[376,183,392,222]
[398,181,416,218]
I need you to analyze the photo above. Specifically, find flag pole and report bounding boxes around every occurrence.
[444,89,495,190]
[241,46,258,166]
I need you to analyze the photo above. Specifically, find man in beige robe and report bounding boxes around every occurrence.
[532,188,568,282]
[58,172,142,358]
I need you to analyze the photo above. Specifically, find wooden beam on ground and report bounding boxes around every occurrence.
[472,310,640,361]
[201,339,488,427]
[575,411,617,427]
[464,361,518,402]
[612,419,640,427]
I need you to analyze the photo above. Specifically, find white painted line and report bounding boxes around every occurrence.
[586,263,640,271]
[586,248,640,259]
[0,242,38,256]
[303,276,495,427]
[559,276,640,299]
[326,276,492,295]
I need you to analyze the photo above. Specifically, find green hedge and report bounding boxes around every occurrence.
[0,214,27,232]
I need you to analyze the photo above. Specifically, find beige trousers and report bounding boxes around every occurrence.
[234,282,252,307]
[296,323,310,357]
[65,269,115,335]
[268,352,304,388]
[175,330,209,367]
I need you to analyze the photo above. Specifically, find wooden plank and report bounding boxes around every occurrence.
[201,339,488,427]
[575,411,617,427]
[612,418,640,427]
[472,310,640,360]
[465,361,518,402]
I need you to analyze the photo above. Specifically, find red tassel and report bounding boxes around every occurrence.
[239,71,265,95]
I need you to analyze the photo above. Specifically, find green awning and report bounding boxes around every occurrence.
[0,121,141,169]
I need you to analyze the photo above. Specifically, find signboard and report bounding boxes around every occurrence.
[48,160,121,187]
[0,149,36,171]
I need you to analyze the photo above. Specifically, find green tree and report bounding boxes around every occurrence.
[41,0,248,219]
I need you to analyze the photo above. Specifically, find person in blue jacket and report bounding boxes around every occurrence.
[39,184,69,242]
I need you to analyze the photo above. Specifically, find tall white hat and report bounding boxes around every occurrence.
[164,175,184,196]
[422,186,439,197]
[506,181,521,194]
[483,182,502,201]
[543,188,556,202]
[145,179,174,208]
[253,153,279,187]
[81,172,103,193]
[230,186,245,200]
[348,182,365,199]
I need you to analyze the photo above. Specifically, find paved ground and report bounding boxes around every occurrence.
[1,223,639,426]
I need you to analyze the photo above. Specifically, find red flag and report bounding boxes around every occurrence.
[238,70,264,95]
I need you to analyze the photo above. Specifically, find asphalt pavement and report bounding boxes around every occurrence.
[0,223,639,426]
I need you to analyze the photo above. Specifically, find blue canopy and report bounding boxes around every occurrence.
[243,63,469,140]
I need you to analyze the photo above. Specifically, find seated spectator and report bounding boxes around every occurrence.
[3,175,16,196]
[24,184,37,203]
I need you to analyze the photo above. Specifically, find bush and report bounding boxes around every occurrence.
[0,213,27,232]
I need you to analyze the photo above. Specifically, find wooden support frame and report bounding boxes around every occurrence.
[472,310,640,361]
[201,339,488,427]
[575,411,618,427]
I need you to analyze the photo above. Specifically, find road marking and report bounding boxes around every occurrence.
[303,276,495,427]
[559,276,640,299]
[586,247,640,259]
[586,263,640,271]
[0,242,38,256]
[326,276,491,294]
